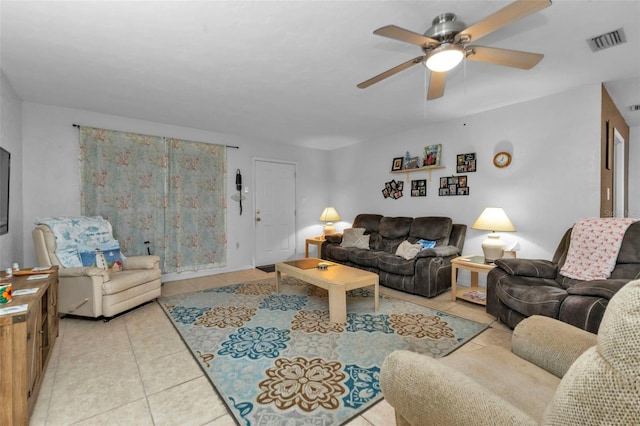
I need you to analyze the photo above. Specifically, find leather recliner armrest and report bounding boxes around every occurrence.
[124,255,160,270]
[494,258,558,279]
[380,350,537,426]
[566,279,630,300]
[323,234,343,244]
[511,315,596,378]
[416,245,459,258]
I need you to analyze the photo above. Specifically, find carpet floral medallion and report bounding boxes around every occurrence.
[159,277,488,425]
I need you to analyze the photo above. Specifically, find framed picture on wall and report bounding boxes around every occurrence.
[391,157,403,171]
[423,144,442,166]
[439,175,469,196]
[383,179,404,199]
[456,153,477,173]
[411,179,426,197]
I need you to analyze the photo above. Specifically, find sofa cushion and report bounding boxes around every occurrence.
[375,217,412,253]
[495,278,568,318]
[352,214,383,231]
[543,280,640,424]
[409,217,452,246]
[558,295,608,334]
[596,280,640,374]
[78,241,123,269]
[353,214,383,249]
[610,263,640,280]
[348,248,379,268]
[566,279,630,299]
[616,221,640,264]
[340,228,369,249]
[324,244,350,262]
[378,252,415,276]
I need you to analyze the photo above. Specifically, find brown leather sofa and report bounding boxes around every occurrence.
[321,214,466,298]
[487,221,640,333]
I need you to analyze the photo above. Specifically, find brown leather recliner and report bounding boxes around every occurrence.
[487,221,640,333]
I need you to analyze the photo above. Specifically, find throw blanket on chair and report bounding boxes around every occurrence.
[560,218,637,281]
[35,216,116,267]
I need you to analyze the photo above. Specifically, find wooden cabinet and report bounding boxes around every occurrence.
[0,267,58,426]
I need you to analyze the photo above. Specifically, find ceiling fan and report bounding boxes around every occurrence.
[357,0,552,100]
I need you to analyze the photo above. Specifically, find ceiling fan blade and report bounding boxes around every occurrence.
[457,0,551,43]
[357,56,424,89]
[373,25,439,47]
[427,71,446,100]
[466,45,543,69]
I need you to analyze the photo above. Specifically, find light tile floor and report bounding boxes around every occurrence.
[30,269,512,425]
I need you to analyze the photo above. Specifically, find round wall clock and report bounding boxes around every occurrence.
[493,151,512,168]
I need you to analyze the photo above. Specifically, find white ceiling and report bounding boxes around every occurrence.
[1,1,639,150]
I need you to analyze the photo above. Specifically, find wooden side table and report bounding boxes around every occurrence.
[450,255,496,306]
[305,236,325,258]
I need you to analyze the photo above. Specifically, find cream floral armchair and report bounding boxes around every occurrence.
[33,216,161,319]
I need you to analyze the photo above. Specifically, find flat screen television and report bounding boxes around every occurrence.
[0,147,10,235]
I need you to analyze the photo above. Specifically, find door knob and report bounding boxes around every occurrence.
[256,217,261,222]
[256,209,261,214]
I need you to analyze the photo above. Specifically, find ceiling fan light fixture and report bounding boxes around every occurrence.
[424,43,464,72]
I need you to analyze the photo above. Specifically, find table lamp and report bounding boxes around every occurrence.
[471,207,516,263]
[319,207,341,236]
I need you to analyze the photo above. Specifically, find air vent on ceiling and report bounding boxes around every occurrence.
[587,28,627,52]
[630,104,640,112]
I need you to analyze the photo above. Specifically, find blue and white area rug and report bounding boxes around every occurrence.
[159,277,488,425]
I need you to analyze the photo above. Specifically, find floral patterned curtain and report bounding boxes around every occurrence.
[166,138,226,272]
[79,127,226,273]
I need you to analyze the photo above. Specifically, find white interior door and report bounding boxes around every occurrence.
[254,160,296,266]
[613,128,626,217]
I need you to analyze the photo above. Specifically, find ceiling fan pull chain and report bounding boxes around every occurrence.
[424,68,428,119]
[463,55,467,97]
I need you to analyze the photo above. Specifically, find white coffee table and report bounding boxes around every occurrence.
[275,258,379,323]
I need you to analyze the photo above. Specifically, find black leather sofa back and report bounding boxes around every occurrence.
[352,214,383,250]
[376,217,413,253]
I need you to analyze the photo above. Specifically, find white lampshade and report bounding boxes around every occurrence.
[319,207,341,236]
[471,207,516,263]
[424,44,464,72]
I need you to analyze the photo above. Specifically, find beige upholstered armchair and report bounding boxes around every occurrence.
[381,279,640,425]
[33,217,162,319]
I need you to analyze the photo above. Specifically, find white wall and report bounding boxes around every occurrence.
[21,103,331,281]
[330,84,603,262]
[0,69,24,269]
[14,82,639,284]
